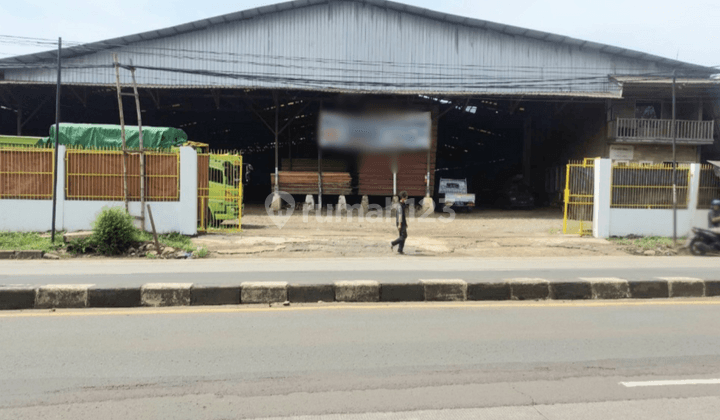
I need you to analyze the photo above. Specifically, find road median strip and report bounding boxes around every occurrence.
[2,278,720,310]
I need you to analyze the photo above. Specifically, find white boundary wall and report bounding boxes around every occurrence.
[0,146,197,235]
[593,159,706,238]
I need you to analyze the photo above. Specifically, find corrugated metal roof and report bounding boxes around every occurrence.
[612,76,720,99]
[1,0,713,72]
[0,0,714,95]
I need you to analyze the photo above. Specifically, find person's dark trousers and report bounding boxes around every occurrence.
[391,227,407,253]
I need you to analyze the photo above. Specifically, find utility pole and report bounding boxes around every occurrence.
[50,37,62,243]
[273,91,279,193]
[672,70,677,247]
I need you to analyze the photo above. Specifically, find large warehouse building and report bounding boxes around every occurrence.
[1,0,718,204]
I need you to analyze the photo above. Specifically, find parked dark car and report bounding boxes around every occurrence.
[496,180,535,209]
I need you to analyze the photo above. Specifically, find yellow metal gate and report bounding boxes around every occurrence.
[563,159,595,235]
[198,152,243,232]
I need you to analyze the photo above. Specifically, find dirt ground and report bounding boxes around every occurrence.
[192,205,631,258]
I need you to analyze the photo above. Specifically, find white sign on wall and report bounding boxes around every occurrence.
[609,145,634,161]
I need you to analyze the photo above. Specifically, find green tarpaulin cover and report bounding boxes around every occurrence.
[42,124,187,149]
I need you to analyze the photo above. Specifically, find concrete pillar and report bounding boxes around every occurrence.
[337,195,347,213]
[390,195,399,217]
[593,159,612,238]
[303,194,314,212]
[361,195,369,213]
[54,145,66,231]
[420,195,435,214]
[270,192,282,211]
[178,146,198,235]
[686,163,702,234]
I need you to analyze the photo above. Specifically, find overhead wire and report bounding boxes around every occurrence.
[0,33,715,75]
[0,34,717,95]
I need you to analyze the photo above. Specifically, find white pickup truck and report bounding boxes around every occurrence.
[438,178,476,211]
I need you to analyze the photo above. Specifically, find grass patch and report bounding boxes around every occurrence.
[0,229,204,258]
[0,232,65,253]
[609,236,678,250]
[194,246,209,258]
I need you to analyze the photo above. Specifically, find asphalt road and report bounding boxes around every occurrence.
[1,256,719,286]
[1,299,720,419]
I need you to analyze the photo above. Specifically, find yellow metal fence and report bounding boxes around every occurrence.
[65,148,180,201]
[563,159,595,235]
[0,147,54,200]
[611,163,690,209]
[197,151,243,232]
[698,164,720,209]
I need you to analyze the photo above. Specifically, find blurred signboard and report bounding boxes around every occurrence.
[609,145,634,160]
[318,110,431,152]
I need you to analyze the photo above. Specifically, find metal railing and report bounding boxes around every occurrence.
[0,147,54,200]
[698,164,720,209]
[197,151,243,231]
[612,118,714,143]
[563,158,595,235]
[611,163,690,209]
[65,148,179,201]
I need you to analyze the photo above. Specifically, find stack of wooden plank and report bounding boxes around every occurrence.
[357,115,437,197]
[358,152,434,197]
[271,171,351,195]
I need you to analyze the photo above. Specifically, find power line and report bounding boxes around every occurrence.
[0,33,714,76]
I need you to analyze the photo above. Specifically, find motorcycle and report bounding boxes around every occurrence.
[687,227,720,256]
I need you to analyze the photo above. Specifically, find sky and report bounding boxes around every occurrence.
[1,0,718,68]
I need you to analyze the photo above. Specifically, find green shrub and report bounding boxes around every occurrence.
[194,246,209,258]
[92,207,138,255]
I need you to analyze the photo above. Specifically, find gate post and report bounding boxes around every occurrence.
[54,145,66,232]
[179,146,198,236]
[593,159,612,238]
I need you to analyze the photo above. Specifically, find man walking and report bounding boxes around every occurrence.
[391,191,409,254]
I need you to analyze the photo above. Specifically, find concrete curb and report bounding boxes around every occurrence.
[420,279,467,301]
[380,283,424,302]
[141,283,192,307]
[191,285,240,306]
[89,286,141,308]
[2,279,720,311]
[288,284,335,303]
[335,281,380,302]
[36,284,92,309]
[467,283,511,301]
[508,278,550,300]
[583,278,630,299]
[0,250,45,260]
[0,286,36,310]
[663,278,705,298]
[550,281,592,300]
[706,280,720,297]
[241,282,288,303]
[629,280,669,299]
